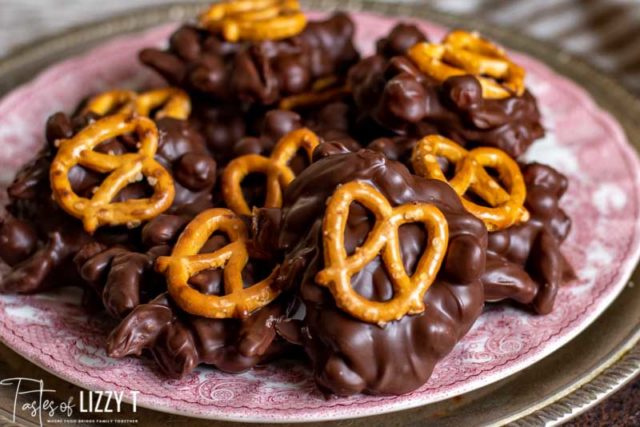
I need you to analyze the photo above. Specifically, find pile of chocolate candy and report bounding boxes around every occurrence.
[0,0,573,396]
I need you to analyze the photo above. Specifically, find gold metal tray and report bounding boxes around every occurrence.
[0,1,639,425]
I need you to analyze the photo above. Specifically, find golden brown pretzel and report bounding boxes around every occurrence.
[407,30,525,99]
[84,90,137,117]
[222,128,320,215]
[50,114,175,233]
[411,135,529,231]
[84,88,191,120]
[199,0,307,42]
[315,181,449,325]
[156,208,280,319]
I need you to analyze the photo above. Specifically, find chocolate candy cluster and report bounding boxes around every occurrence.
[141,13,359,105]
[264,146,487,395]
[349,25,544,158]
[0,6,573,398]
[483,163,574,314]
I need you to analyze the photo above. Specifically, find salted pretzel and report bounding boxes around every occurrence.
[199,0,307,42]
[279,76,350,110]
[50,114,175,233]
[411,135,528,231]
[84,88,191,120]
[315,181,449,325]
[85,90,137,117]
[407,30,525,99]
[222,128,320,215]
[156,208,280,319]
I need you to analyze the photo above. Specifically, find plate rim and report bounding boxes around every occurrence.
[0,1,639,424]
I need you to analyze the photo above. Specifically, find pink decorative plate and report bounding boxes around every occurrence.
[1,12,639,423]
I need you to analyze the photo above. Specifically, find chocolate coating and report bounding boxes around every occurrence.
[154,116,217,209]
[348,52,544,157]
[0,216,38,266]
[234,109,303,157]
[300,101,362,151]
[73,206,201,320]
[366,135,417,164]
[376,23,428,58]
[74,243,170,318]
[482,163,574,314]
[140,13,359,106]
[106,232,290,377]
[107,293,290,377]
[141,214,190,248]
[0,114,94,293]
[261,145,487,395]
[188,103,248,164]
[0,101,217,296]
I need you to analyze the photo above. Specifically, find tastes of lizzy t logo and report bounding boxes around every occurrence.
[0,377,139,426]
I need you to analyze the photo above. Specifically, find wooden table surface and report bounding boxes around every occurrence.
[0,0,638,425]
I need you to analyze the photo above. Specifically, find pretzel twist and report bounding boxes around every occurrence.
[407,30,525,99]
[199,0,307,42]
[222,128,320,215]
[315,181,449,325]
[156,208,280,319]
[279,76,350,110]
[50,114,175,233]
[411,135,529,231]
[84,88,191,120]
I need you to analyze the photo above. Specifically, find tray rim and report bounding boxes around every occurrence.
[0,1,639,425]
